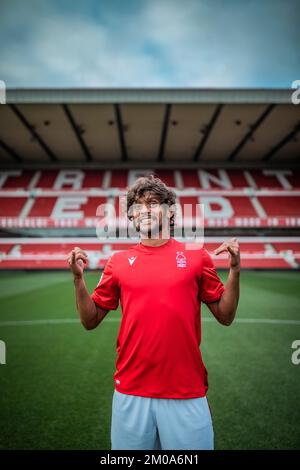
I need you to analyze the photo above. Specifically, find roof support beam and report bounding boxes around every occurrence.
[62,104,93,161]
[157,104,171,161]
[227,104,275,161]
[114,104,128,162]
[0,138,23,162]
[193,104,223,161]
[262,122,300,161]
[9,104,58,161]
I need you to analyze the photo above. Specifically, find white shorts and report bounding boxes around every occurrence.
[111,389,214,450]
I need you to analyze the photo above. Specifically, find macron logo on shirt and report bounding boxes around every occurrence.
[128,256,137,266]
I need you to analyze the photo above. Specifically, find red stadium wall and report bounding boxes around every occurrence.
[0,238,299,270]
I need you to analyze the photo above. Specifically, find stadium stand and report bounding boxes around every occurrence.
[0,168,300,269]
[1,89,299,270]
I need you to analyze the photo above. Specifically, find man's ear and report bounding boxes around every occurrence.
[167,203,176,221]
[168,208,174,220]
[164,205,172,219]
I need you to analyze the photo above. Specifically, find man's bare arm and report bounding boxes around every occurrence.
[73,276,109,330]
[207,238,240,326]
[68,247,109,330]
[207,268,240,326]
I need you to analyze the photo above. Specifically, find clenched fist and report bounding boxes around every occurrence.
[67,246,88,279]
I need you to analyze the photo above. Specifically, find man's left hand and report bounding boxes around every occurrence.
[214,238,240,272]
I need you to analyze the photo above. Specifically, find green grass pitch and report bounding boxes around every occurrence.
[0,270,299,450]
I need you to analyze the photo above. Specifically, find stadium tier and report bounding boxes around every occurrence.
[0,237,299,269]
[0,168,299,270]
[0,169,300,230]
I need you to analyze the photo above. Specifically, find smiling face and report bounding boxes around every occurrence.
[131,191,170,239]
[126,175,177,240]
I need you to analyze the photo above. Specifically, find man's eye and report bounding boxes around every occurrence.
[150,202,159,207]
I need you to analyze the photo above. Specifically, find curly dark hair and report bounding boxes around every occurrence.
[126,174,176,227]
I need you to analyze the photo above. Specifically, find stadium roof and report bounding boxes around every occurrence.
[1,88,299,168]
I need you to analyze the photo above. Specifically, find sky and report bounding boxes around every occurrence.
[0,0,299,88]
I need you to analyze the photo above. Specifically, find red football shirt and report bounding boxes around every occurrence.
[92,237,225,399]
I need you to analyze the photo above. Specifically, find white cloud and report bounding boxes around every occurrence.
[1,7,169,86]
[0,0,299,87]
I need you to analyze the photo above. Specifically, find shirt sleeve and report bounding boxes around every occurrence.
[199,248,225,304]
[91,255,120,311]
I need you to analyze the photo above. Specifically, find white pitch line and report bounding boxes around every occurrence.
[0,318,300,327]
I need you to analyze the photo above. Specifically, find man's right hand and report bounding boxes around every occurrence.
[68,247,88,279]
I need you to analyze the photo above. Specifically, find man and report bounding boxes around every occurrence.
[68,175,240,450]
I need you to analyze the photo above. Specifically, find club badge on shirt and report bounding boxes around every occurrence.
[176,251,187,268]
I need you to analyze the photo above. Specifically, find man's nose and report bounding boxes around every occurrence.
[140,202,151,213]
